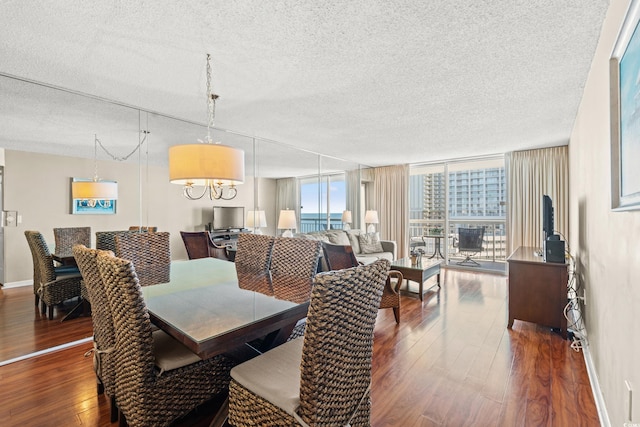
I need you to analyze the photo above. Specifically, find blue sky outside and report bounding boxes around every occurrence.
[300,180,346,214]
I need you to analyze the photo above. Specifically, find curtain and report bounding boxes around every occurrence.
[345,168,361,230]
[505,146,568,256]
[275,178,300,232]
[373,164,410,258]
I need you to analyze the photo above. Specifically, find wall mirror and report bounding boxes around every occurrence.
[0,72,367,363]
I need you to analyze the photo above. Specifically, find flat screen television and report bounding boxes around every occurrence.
[543,195,554,240]
[212,206,245,231]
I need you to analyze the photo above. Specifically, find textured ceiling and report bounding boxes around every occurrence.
[0,0,610,171]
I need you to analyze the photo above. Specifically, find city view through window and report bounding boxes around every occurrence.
[410,157,507,263]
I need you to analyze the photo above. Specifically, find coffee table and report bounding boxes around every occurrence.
[390,257,443,301]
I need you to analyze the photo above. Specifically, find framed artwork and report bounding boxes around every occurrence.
[70,178,117,214]
[610,0,640,211]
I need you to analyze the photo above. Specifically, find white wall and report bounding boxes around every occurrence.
[3,149,257,283]
[570,0,640,425]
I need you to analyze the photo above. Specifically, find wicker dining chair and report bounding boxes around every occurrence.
[180,231,213,260]
[53,227,91,255]
[322,242,404,323]
[72,245,120,422]
[228,259,390,427]
[95,251,234,427]
[24,231,82,319]
[129,226,158,232]
[234,233,275,296]
[96,230,138,252]
[270,237,321,304]
[114,231,171,286]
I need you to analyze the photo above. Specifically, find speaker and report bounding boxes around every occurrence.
[544,239,565,263]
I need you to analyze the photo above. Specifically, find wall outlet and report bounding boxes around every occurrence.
[625,380,633,422]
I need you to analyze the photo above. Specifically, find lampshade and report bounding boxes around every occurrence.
[277,209,297,230]
[246,210,267,228]
[169,144,245,186]
[72,180,118,200]
[341,210,352,223]
[364,210,379,224]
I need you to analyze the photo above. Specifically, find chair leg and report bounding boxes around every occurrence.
[110,395,119,423]
[393,307,400,324]
[34,294,40,306]
[48,304,54,320]
[118,408,128,427]
[41,300,46,314]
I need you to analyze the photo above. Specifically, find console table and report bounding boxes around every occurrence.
[507,246,569,339]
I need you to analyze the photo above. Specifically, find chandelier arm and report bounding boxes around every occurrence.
[219,187,238,201]
[183,185,209,200]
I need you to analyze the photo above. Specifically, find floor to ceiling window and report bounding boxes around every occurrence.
[410,156,507,270]
[299,174,346,233]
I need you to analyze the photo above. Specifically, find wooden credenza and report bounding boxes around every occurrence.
[507,246,569,339]
[208,229,246,261]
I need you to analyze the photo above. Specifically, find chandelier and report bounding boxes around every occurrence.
[169,54,245,200]
[71,134,118,207]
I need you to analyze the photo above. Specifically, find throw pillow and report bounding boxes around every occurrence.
[358,232,383,254]
[346,230,362,254]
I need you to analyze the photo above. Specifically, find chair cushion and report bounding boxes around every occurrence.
[152,329,202,374]
[358,232,384,254]
[230,337,303,416]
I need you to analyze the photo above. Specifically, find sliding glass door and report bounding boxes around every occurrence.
[410,156,506,269]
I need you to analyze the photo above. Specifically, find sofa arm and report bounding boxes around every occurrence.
[380,240,397,260]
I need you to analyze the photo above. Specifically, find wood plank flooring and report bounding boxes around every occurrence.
[0,286,94,362]
[0,269,600,426]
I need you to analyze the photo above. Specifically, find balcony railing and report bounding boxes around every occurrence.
[409,218,507,262]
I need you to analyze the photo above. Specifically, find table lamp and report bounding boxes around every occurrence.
[341,210,352,230]
[277,209,297,237]
[246,210,267,235]
[364,210,379,233]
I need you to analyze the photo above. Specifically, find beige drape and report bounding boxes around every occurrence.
[345,168,362,230]
[275,178,300,231]
[373,164,410,258]
[505,146,568,256]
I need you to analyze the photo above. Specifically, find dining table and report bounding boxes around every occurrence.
[142,257,309,427]
[142,257,310,360]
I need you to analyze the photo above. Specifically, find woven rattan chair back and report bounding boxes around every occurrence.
[228,259,390,427]
[297,259,389,425]
[114,231,170,286]
[379,270,404,323]
[96,252,233,427]
[96,230,138,252]
[234,233,275,296]
[129,226,158,232]
[24,231,55,300]
[72,245,117,401]
[270,237,321,303]
[180,231,212,260]
[24,230,82,319]
[321,242,359,270]
[53,227,91,254]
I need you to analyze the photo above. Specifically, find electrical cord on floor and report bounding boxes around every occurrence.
[562,250,587,352]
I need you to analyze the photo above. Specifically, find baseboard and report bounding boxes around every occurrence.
[583,342,611,427]
[1,280,32,289]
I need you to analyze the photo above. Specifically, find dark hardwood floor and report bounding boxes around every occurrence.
[0,268,599,426]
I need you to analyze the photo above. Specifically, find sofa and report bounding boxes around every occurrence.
[294,229,396,271]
